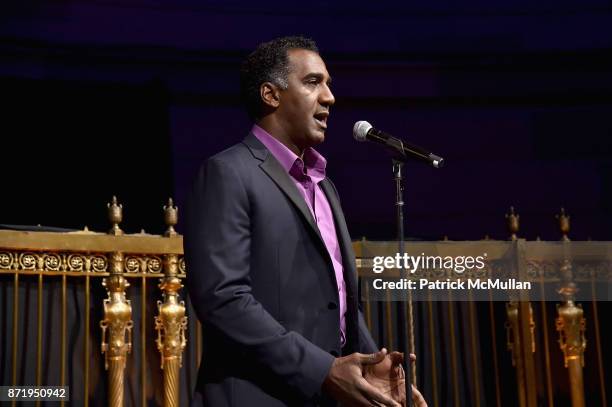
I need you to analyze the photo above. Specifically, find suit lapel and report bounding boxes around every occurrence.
[243,134,325,246]
[244,134,357,298]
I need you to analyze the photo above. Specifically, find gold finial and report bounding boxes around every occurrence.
[164,198,178,237]
[107,196,124,236]
[505,206,520,241]
[556,207,570,241]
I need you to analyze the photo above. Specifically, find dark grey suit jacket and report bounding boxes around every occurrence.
[184,133,377,407]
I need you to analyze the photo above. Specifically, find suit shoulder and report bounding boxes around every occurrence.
[207,142,252,165]
[193,141,259,188]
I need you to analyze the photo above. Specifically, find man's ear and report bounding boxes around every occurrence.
[260,82,281,109]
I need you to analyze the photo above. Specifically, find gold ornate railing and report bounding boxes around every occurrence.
[0,197,189,407]
[353,207,609,407]
[0,201,608,406]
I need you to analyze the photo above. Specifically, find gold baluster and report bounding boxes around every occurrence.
[100,252,133,407]
[155,253,188,407]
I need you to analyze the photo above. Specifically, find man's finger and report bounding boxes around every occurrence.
[387,351,417,364]
[358,348,388,365]
[412,384,428,407]
[358,377,401,407]
[389,351,404,365]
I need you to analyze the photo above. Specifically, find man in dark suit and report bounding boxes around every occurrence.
[185,36,426,407]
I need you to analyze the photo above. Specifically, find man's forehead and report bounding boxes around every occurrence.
[287,49,330,78]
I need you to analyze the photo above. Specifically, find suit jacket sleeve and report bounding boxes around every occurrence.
[358,310,378,353]
[184,157,335,400]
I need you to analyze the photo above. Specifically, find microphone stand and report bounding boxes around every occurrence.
[392,158,414,407]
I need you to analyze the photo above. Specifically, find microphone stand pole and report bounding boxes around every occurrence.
[392,158,415,407]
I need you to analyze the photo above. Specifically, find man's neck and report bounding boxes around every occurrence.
[256,119,304,158]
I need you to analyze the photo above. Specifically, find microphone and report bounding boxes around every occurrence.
[353,121,444,168]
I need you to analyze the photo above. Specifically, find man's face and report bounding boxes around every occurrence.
[275,49,335,151]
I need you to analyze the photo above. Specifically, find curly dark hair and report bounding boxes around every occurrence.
[240,36,319,120]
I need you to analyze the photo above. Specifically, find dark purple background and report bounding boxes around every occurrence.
[2,1,612,240]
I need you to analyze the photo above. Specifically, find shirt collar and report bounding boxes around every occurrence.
[251,124,327,183]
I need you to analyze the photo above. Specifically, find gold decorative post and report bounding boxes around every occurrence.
[100,252,133,407]
[504,208,537,407]
[155,253,188,407]
[556,277,586,407]
[555,208,586,407]
[156,201,187,407]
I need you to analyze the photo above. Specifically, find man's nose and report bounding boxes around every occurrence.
[320,83,335,106]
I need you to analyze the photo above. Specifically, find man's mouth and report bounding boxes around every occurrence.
[313,111,329,129]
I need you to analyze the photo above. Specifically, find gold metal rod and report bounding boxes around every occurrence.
[141,276,147,407]
[364,279,372,331]
[426,294,439,407]
[518,301,537,407]
[567,359,585,407]
[539,276,554,407]
[591,280,607,407]
[36,272,43,407]
[447,297,460,407]
[12,272,19,387]
[468,295,481,407]
[488,294,502,407]
[196,319,202,369]
[85,275,90,407]
[508,301,527,407]
[163,358,181,407]
[61,273,67,407]
[515,241,536,407]
[37,273,43,384]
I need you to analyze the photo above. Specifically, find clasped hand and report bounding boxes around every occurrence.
[323,348,427,406]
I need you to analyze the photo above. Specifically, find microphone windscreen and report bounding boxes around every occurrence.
[353,121,372,141]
